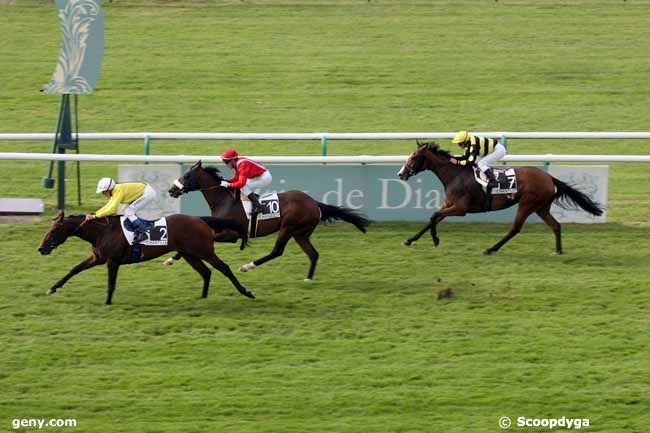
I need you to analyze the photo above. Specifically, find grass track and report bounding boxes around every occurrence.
[2,1,650,432]
[2,221,650,432]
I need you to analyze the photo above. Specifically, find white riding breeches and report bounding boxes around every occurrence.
[241,170,272,195]
[477,143,507,172]
[124,184,156,221]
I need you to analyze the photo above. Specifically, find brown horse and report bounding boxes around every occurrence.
[398,141,604,255]
[38,212,255,304]
[168,161,370,280]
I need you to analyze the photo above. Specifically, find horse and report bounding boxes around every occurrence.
[397,141,604,255]
[37,211,255,304]
[167,161,370,280]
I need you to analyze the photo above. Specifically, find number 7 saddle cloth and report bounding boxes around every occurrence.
[473,167,518,195]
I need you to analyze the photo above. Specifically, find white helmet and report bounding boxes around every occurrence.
[96,177,115,193]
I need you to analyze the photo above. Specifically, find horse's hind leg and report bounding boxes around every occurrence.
[205,255,255,299]
[181,254,212,298]
[536,203,562,255]
[483,204,533,255]
[293,229,319,281]
[240,227,292,272]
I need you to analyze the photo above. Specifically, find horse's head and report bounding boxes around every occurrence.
[168,160,224,198]
[398,141,452,180]
[38,212,72,255]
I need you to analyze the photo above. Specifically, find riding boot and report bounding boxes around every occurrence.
[485,168,498,189]
[131,219,148,244]
[485,168,498,188]
[248,193,264,215]
[483,169,496,211]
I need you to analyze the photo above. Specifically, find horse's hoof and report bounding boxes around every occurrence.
[245,291,255,299]
[403,240,412,246]
[47,288,56,295]
[552,251,563,256]
[239,262,255,273]
[304,278,313,283]
[482,249,493,256]
[433,237,440,247]
[163,258,175,266]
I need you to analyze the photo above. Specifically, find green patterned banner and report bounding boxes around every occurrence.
[44,0,104,94]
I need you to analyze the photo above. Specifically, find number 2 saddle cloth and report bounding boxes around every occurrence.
[120,216,168,246]
[473,167,518,195]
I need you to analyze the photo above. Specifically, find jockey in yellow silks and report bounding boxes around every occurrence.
[449,131,507,187]
[85,178,157,243]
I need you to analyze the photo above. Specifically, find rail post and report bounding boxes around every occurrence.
[143,134,151,165]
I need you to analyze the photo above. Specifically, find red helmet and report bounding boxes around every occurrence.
[221,148,238,161]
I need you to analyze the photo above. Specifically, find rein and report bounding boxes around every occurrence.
[75,217,109,233]
[199,184,236,199]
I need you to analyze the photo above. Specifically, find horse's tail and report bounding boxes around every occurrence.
[200,216,249,241]
[552,178,604,216]
[317,202,370,233]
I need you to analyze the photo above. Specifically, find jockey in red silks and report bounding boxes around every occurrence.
[220,148,273,216]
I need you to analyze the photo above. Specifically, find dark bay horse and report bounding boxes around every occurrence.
[398,141,604,255]
[168,161,370,280]
[38,212,255,304]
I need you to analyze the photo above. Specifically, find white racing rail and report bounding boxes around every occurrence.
[2,131,650,140]
[0,132,650,141]
[1,153,650,163]
[1,132,648,163]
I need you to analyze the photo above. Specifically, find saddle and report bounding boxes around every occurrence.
[121,217,168,246]
[241,192,281,237]
[473,167,518,194]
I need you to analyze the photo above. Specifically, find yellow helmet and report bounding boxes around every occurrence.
[452,131,470,144]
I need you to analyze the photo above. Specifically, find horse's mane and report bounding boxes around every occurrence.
[419,141,453,159]
[202,166,223,181]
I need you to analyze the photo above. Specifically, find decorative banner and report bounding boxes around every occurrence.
[44,0,104,94]
[118,164,608,223]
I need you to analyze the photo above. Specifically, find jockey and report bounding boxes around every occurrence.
[85,178,157,243]
[220,148,272,216]
[449,131,507,188]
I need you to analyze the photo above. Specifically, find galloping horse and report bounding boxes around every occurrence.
[398,141,604,255]
[38,212,254,304]
[168,161,370,280]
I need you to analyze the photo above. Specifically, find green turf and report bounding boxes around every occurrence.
[2,1,650,432]
[2,221,650,432]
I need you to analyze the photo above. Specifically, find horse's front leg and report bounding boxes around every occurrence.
[403,221,432,246]
[240,227,291,273]
[163,252,182,266]
[429,202,466,247]
[105,260,120,305]
[47,255,100,295]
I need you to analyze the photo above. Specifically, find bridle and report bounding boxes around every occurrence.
[403,152,426,177]
[173,174,235,198]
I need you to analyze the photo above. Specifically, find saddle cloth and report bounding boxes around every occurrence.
[474,167,518,194]
[120,216,168,246]
[242,193,281,221]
